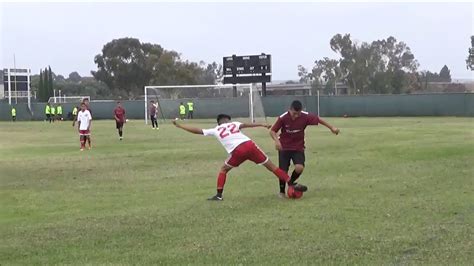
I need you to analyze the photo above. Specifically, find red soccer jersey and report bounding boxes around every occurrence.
[271,111,320,151]
[114,107,126,122]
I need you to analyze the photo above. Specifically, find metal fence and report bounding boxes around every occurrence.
[1,93,473,121]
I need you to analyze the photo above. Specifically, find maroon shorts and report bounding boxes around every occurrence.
[225,140,268,168]
[79,130,90,136]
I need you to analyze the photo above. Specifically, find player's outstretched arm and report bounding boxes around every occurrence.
[172,120,203,135]
[239,123,271,129]
[319,118,340,135]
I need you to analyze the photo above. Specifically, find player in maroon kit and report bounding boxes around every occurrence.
[270,100,340,197]
[113,101,126,140]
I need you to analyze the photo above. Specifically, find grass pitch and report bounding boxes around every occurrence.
[1,117,473,265]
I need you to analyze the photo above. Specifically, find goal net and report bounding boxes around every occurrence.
[48,96,90,104]
[143,84,266,124]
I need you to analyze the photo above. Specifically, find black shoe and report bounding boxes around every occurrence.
[291,183,308,192]
[207,195,223,201]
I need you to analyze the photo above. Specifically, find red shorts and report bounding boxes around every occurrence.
[225,140,268,168]
[79,130,90,136]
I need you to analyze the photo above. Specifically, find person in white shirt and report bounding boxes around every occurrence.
[77,102,92,151]
[172,114,308,201]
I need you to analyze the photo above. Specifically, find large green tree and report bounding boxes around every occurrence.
[301,34,420,94]
[330,34,418,94]
[466,36,474,71]
[38,70,45,101]
[48,66,53,99]
[439,65,451,82]
[92,38,160,98]
[92,38,221,99]
[68,71,82,83]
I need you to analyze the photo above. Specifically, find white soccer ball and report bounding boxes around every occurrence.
[175,118,179,121]
[126,119,129,122]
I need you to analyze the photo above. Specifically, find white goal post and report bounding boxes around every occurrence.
[144,84,262,124]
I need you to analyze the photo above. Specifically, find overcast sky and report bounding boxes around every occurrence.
[1,2,473,81]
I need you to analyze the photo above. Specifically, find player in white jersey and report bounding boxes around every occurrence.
[173,114,308,201]
[77,102,92,151]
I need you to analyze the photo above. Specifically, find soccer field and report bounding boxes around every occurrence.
[1,117,473,264]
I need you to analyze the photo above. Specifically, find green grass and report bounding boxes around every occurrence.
[1,117,473,265]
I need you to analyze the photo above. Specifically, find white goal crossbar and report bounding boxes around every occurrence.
[144,84,254,124]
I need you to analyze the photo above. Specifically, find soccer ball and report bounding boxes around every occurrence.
[287,186,303,199]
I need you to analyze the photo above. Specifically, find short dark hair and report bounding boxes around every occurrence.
[117,101,121,104]
[290,100,303,111]
[217,114,231,123]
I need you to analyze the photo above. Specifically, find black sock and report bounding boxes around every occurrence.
[119,130,122,137]
[279,180,286,193]
[217,189,223,197]
[290,171,301,184]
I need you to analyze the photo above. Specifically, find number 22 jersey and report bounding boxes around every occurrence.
[202,122,251,153]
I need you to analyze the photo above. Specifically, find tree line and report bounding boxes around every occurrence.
[297,34,461,95]
[30,35,472,100]
[31,37,222,100]
[37,66,54,102]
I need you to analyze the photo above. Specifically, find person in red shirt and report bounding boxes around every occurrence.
[270,100,340,197]
[113,101,126,140]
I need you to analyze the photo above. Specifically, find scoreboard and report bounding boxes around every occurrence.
[223,54,271,75]
[223,54,272,86]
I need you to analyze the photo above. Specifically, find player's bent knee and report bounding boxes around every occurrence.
[220,165,232,173]
[295,164,305,173]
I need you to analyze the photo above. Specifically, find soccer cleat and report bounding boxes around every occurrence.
[119,137,123,140]
[278,192,287,199]
[80,148,84,151]
[291,183,308,192]
[207,195,223,201]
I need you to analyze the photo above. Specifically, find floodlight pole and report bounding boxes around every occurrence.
[14,55,17,105]
[7,69,11,105]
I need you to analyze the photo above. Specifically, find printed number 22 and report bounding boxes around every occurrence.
[218,124,239,138]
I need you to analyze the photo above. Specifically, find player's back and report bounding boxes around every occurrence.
[203,121,250,153]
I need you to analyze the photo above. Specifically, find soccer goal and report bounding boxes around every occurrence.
[143,84,266,124]
[48,95,90,104]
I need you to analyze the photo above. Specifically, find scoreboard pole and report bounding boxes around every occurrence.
[233,84,237,97]
[232,55,237,97]
[249,84,254,122]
